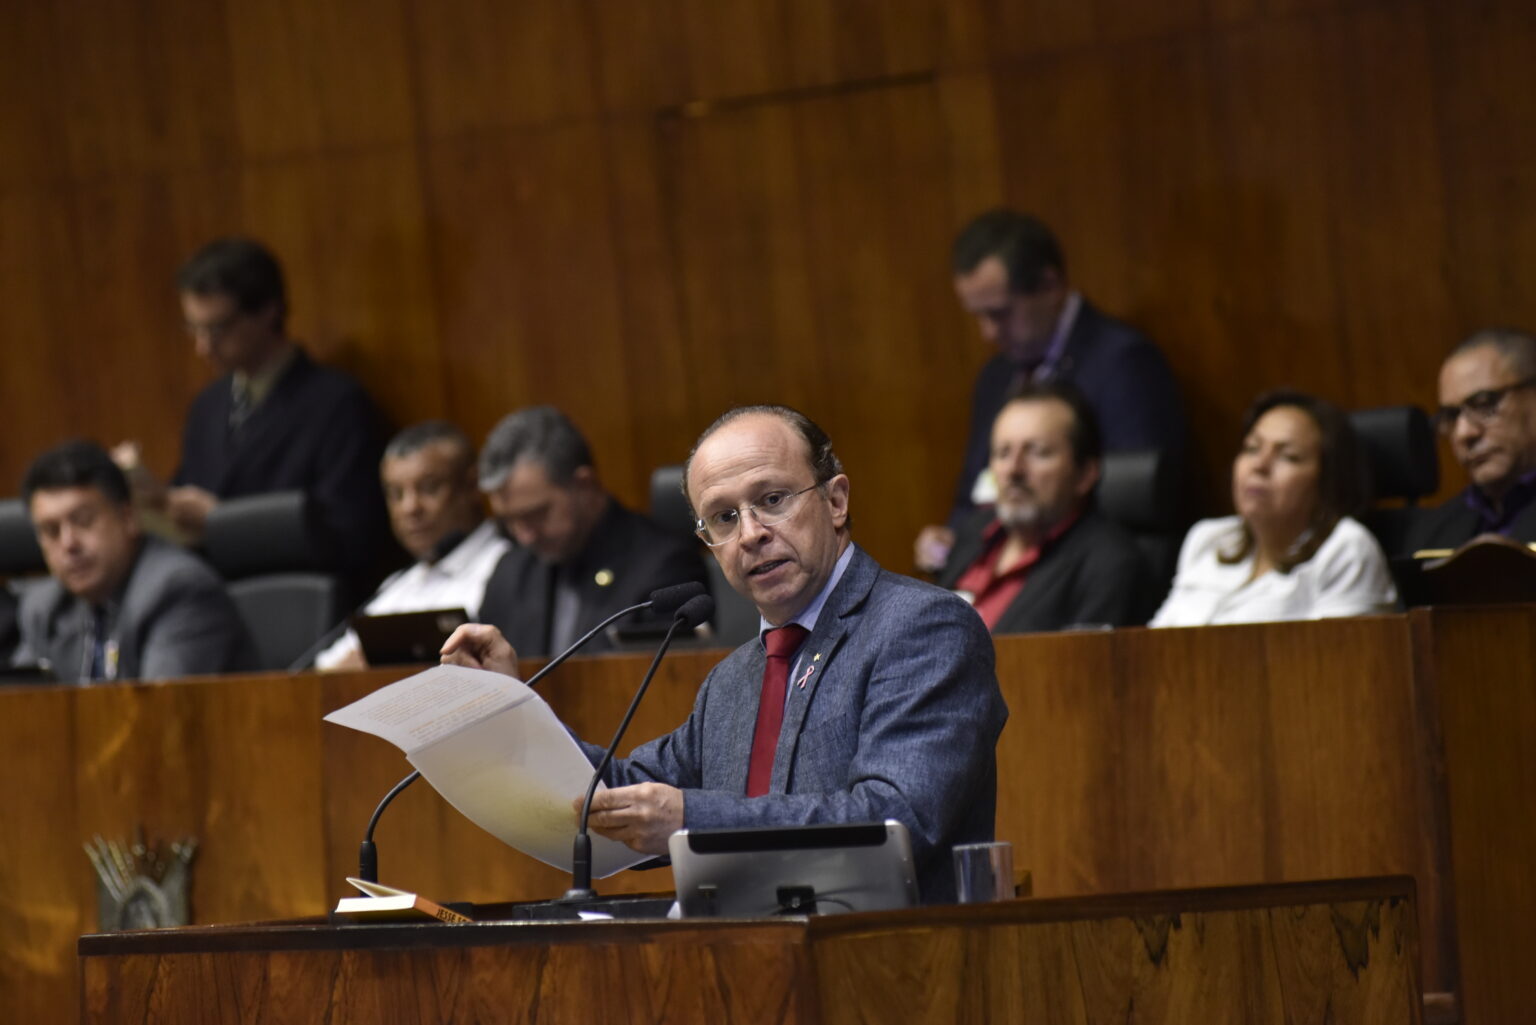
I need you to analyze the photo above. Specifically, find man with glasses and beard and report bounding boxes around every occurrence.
[1409,328,1536,550]
[937,382,1156,632]
[443,404,1007,903]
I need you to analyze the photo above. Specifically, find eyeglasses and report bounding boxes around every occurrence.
[183,310,247,342]
[694,482,824,547]
[1434,377,1536,436]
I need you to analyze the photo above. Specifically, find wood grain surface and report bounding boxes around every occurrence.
[76,878,1421,1025]
[2,613,1491,1022]
[2,0,1533,568]
[1413,605,1536,1025]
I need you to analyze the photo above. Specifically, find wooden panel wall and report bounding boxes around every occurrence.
[2,0,1533,568]
[0,617,1472,1022]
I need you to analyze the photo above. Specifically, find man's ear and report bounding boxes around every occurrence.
[1037,266,1067,296]
[1075,458,1101,499]
[120,501,143,540]
[254,300,284,336]
[825,474,851,529]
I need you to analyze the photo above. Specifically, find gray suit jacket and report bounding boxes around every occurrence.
[18,536,258,682]
[585,546,1008,903]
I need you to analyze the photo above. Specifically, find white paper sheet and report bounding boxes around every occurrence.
[325,664,648,878]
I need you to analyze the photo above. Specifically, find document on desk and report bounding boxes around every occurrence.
[324,664,648,878]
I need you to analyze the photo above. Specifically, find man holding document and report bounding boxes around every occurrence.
[442,405,1008,903]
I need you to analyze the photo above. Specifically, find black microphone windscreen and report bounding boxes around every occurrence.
[648,580,707,617]
[675,594,715,629]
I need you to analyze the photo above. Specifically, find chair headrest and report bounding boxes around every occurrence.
[0,499,45,576]
[1349,406,1438,501]
[202,491,326,578]
[649,465,694,538]
[1098,450,1181,533]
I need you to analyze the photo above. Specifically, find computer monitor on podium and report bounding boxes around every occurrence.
[668,820,919,917]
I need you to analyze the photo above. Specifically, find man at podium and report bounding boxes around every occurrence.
[444,405,1008,903]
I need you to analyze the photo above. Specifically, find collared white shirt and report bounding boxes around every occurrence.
[315,519,511,668]
[1149,515,1397,628]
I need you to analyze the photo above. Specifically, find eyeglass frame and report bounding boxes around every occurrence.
[693,480,827,548]
[1434,376,1536,437]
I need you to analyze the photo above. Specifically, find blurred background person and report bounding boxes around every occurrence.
[477,406,708,657]
[936,382,1156,632]
[116,237,389,597]
[1408,327,1536,551]
[915,208,1186,572]
[313,421,509,670]
[1151,390,1395,626]
[16,440,256,681]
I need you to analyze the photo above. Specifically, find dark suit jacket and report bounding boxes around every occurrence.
[478,499,709,658]
[585,546,1008,903]
[938,506,1157,631]
[1403,489,1536,553]
[174,347,388,579]
[950,301,1187,526]
[16,537,258,682]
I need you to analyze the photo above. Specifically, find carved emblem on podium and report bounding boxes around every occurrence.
[84,832,198,930]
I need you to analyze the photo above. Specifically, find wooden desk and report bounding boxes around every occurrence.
[78,877,1421,1025]
[5,609,1530,1021]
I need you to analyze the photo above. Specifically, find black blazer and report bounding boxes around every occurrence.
[938,506,1157,633]
[950,301,1187,527]
[478,499,710,658]
[1403,490,1536,553]
[174,348,389,579]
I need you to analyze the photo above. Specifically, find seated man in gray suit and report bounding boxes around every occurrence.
[444,405,1008,903]
[937,382,1157,632]
[16,441,256,682]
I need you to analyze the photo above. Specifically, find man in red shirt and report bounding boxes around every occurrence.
[937,382,1157,633]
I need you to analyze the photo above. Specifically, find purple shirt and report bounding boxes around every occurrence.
[1464,467,1536,535]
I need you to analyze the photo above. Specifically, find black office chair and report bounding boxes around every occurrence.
[0,499,45,576]
[202,492,342,670]
[1096,449,1185,589]
[1348,406,1438,557]
[650,465,759,648]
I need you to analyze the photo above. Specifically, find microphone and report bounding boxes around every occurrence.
[562,592,715,902]
[355,581,709,883]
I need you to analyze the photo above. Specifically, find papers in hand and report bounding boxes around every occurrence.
[324,664,648,878]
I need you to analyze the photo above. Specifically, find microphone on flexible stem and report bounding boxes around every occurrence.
[562,592,715,902]
[355,581,708,883]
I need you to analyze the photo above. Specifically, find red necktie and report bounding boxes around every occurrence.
[746,624,809,797]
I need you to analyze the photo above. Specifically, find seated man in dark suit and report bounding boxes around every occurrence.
[915,209,1187,571]
[1408,328,1536,551]
[445,405,1008,902]
[117,237,388,589]
[475,406,708,658]
[938,382,1156,632]
[15,441,257,682]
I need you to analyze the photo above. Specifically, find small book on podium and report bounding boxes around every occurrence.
[334,878,471,924]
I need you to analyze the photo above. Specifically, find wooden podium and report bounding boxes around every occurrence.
[79,877,1420,1025]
